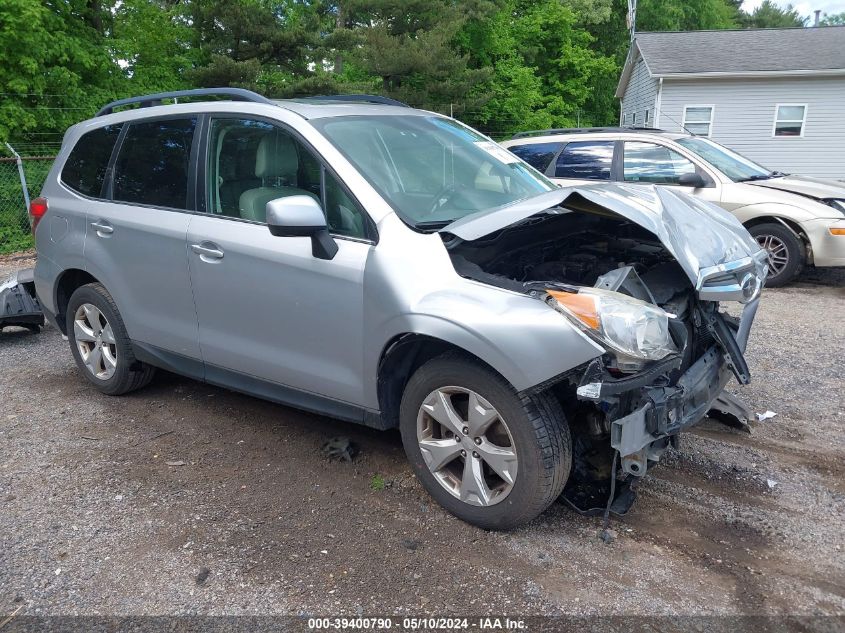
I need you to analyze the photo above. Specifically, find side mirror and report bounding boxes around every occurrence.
[266,195,338,260]
[678,172,706,188]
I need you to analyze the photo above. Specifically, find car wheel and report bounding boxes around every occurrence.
[399,352,571,530]
[66,283,155,395]
[748,222,805,287]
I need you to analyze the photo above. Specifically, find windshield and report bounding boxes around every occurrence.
[312,115,553,228]
[676,137,775,182]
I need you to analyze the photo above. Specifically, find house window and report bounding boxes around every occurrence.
[632,112,638,125]
[773,104,806,137]
[682,105,714,136]
[622,113,627,126]
[644,109,651,127]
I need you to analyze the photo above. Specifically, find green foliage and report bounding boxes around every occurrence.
[460,0,617,137]
[111,0,196,92]
[0,0,822,151]
[820,12,845,26]
[0,0,123,140]
[636,0,739,32]
[0,159,52,254]
[739,1,807,28]
[369,474,386,491]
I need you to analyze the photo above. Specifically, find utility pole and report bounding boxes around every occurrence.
[627,0,637,42]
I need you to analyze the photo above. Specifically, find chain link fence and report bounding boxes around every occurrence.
[0,147,56,255]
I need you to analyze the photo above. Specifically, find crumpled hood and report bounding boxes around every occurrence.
[442,183,765,286]
[747,174,845,200]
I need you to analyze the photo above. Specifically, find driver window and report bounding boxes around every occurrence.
[207,118,368,239]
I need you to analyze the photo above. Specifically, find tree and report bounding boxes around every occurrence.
[334,0,495,108]
[111,0,195,93]
[636,0,739,32]
[820,11,845,25]
[740,1,807,28]
[462,0,617,136]
[0,0,123,141]
[186,0,326,93]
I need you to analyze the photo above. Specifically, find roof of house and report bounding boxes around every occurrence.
[616,26,845,97]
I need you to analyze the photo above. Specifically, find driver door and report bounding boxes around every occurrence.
[186,117,374,406]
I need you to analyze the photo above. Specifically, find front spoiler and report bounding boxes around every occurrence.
[0,268,44,332]
[610,345,730,475]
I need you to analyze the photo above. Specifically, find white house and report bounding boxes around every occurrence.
[616,26,845,179]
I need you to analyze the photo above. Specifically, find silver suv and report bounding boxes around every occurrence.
[502,128,845,287]
[33,89,767,529]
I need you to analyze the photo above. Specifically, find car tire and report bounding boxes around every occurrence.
[399,352,571,530]
[66,283,155,395]
[748,222,805,287]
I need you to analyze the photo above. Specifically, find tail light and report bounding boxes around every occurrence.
[29,197,48,233]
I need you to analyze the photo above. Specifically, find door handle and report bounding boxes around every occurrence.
[191,242,224,261]
[90,220,113,236]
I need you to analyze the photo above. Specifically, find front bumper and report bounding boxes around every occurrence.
[0,268,44,331]
[609,345,730,475]
[580,297,759,476]
[805,218,845,267]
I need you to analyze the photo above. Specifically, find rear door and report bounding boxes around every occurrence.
[83,116,201,360]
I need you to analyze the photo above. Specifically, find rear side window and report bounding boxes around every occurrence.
[61,125,121,197]
[113,118,196,209]
[623,142,697,184]
[507,142,562,172]
[554,141,614,180]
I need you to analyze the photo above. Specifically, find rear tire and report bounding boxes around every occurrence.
[66,283,155,395]
[748,222,804,287]
[399,352,571,530]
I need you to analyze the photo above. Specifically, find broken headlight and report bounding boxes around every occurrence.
[547,288,678,362]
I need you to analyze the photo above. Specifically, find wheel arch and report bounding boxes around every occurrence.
[742,215,812,264]
[377,334,510,430]
[54,269,100,334]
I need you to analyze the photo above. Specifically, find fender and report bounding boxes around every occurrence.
[732,202,821,226]
[362,285,605,409]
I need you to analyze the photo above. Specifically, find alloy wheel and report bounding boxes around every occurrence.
[73,303,118,380]
[416,387,517,507]
[756,233,789,278]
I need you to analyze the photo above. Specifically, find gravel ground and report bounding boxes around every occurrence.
[1,251,844,617]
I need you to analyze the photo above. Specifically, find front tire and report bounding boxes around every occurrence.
[66,283,155,395]
[748,222,805,287]
[399,352,571,530]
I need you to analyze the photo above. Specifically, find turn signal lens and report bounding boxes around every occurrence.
[547,290,600,329]
[830,228,845,236]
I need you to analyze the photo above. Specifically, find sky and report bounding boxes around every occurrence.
[742,0,845,19]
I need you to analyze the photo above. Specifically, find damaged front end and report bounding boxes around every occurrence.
[442,184,767,510]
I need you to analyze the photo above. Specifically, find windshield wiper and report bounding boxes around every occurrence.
[414,219,456,231]
[737,170,787,183]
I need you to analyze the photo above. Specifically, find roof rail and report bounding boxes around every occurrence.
[511,126,666,139]
[96,88,275,117]
[298,94,409,107]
